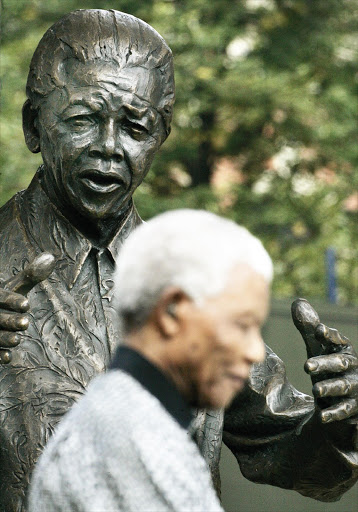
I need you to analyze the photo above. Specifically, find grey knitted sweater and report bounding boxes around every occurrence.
[28,369,224,512]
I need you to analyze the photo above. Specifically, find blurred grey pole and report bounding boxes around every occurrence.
[325,247,337,304]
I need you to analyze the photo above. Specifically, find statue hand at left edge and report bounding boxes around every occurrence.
[0,253,56,364]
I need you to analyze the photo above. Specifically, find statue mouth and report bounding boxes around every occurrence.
[80,170,128,194]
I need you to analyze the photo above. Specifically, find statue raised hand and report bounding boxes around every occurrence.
[0,254,55,364]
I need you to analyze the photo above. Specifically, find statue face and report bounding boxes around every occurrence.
[36,59,166,220]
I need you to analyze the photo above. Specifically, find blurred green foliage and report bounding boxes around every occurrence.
[1,0,357,304]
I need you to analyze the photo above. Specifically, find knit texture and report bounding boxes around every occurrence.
[28,370,224,512]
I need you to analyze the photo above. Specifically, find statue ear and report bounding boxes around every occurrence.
[22,99,41,153]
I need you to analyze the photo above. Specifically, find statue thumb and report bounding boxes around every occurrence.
[291,298,322,359]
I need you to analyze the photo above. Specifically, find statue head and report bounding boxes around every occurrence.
[22,9,175,222]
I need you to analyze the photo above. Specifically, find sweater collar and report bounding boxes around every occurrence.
[111,346,194,430]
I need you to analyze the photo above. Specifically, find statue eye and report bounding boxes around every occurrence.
[67,115,96,129]
[124,120,148,139]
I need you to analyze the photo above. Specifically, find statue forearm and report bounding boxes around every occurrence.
[224,407,358,501]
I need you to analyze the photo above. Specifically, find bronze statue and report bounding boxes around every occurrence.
[0,9,357,512]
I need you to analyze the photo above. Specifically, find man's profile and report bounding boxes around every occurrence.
[0,9,357,512]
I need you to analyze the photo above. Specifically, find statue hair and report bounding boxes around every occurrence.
[25,9,175,136]
[113,209,273,334]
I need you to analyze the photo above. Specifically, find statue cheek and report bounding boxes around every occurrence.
[134,140,157,166]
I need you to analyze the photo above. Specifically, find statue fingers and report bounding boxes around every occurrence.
[0,329,23,365]
[305,354,358,375]
[0,288,29,313]
[320,398,358,424]
[315,323,349,354]
[0,349,12,364]
[313,377,358,398]
[0,331,20,348]
[0,311,29,331]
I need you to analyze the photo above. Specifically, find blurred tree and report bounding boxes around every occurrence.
[1,0,357,303]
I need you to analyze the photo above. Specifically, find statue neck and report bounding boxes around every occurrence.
[40,167,132,249]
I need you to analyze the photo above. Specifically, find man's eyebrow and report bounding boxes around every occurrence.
[235,311,266,325]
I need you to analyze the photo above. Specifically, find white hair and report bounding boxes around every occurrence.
[114,209,273,333]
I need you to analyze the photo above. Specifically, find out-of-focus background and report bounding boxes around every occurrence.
[1,0,358,305]
[1,1,357,510]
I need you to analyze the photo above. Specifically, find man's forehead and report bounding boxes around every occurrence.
[60,58,163,107]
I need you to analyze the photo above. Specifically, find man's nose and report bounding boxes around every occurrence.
[245,329,266,365]
[89,119,123,160]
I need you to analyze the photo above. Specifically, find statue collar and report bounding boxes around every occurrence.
[17,169,142,289]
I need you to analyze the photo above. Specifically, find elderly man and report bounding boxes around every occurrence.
[0,8,357,512]
[28,209,272,511]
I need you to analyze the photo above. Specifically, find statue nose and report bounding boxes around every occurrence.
[89,119,123,160]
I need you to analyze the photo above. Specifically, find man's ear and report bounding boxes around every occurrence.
[22,100,41,153]
[154,287,192,338]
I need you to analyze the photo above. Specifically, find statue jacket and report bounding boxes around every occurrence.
[0,170,357,512]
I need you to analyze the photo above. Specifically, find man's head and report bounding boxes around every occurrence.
[22,9,174,221]
[114,209,272,409]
